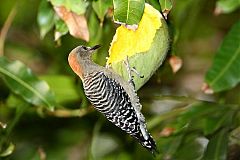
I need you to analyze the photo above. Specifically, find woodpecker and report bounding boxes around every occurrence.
[68,45,157,154]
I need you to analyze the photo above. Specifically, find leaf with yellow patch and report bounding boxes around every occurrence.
[107,4,169,90]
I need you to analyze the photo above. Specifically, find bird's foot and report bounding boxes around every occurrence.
[123,57,144,88]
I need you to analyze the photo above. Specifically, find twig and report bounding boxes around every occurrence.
[0,5,17,56]
[38,147,46,160]
[47,107,94,118]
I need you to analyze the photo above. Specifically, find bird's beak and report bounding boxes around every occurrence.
[90,44,101,51]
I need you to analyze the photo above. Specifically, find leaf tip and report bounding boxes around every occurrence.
[169,55,182,73]
[214,6,222,16]
[159,127,175,137]
[0,121,7,129]
[201,83,214,94]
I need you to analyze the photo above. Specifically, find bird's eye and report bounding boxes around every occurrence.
[82,46,87,50]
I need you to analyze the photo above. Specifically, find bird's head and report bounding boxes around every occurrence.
[68,45,101,79]
[74,45,101,59]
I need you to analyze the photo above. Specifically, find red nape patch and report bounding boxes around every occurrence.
[68,52,83,79]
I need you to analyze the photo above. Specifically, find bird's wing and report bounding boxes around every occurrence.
[83,71,140,134]
[83,71,157,153]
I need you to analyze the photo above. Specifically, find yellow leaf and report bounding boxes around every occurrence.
[106,3,169,90]
[107,3,162,64]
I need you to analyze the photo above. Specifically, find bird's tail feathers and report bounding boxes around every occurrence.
[134,132,158,155]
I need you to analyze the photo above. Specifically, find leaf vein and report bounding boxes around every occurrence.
[0,67,52,107]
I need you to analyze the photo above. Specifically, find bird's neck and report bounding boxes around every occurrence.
[78,58,97,77]
[80,58,98,71]
[69,52,96,79]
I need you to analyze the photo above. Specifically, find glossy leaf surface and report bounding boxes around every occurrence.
[37,0,55,39]
[0,57,56,110]
[216,0,240,14]
[113,0,145,25]
[205,20,240,92]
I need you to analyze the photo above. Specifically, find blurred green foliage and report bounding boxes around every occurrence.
[0,0,240,160]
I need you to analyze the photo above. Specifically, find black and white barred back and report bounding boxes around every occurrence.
[83,71,157,153]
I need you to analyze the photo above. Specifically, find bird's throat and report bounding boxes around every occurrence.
[68,52,84,79]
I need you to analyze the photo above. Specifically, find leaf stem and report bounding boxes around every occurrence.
[0,103,29,154]
[46,107,93,118]
[0,4,17,56]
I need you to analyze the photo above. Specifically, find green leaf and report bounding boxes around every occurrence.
[109,5,169,90]
[159,0,172,12]
[202,110,234,135]
[156,135,183,159]
[202,129,229,160]
[175,135,208,160]
[50,0,89,15]
[0,142,15,157]
[172,102,235,135]
[37,0,55,39]
[54,18,68,41]
[205,20,240,92]
[216,0,240,14]
[177,103,219,123]
[156,134,208,160]
[40,75,80,104]
[113,0,145,25]
[88,8,103,43]
[92,0,112,23]
[0,57,56,110]
[178,102,236,132]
